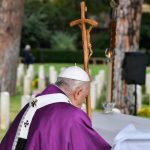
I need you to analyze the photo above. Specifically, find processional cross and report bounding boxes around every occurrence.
[70,1,98,119]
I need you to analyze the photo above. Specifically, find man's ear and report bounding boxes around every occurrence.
[74,86,83,101]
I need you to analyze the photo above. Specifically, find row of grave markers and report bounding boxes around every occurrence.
[0,64,149,130]
[20,65,107,108]
[0,64,107,130]
[17,64,58,95]
[19,64,107,109]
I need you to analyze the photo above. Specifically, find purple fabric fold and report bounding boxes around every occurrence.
[0,84,111,150]
[36,84,65,97]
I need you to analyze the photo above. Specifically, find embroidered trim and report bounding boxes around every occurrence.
[12,106,30,150]
[12,93,70,150]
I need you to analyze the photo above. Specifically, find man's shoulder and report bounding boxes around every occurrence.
[51,103,91,125]
[37,102,83,114]
[36,102,90,122]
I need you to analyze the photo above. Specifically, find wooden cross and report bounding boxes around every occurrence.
[70,1,98,119]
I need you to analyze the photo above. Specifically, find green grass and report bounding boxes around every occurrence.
[10,94,21,122]
[0,130,6,141]
[147,67,150,74]
[142,104,150,108]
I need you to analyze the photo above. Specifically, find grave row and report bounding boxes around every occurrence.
[0,64,149,130]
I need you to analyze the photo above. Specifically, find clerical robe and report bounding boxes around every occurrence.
[0,84,111,150]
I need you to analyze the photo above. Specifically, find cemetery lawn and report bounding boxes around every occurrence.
[0,130,6,142]
[147,67,150,74]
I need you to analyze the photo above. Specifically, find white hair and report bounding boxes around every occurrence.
[55,77,88,94]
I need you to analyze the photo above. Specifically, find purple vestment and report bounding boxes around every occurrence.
[0,84,111,150]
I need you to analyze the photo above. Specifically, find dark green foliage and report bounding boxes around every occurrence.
[140,13,150,50]
[21,0,111,49]
[51,31,77,51]
[91,29,110,51]
[140,13,150,65]
[32,49,105,63]
[144,0,150,4]
[32,49,83,63]
[21,0,51,47]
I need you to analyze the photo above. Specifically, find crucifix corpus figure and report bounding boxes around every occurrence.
[70,1,98,119]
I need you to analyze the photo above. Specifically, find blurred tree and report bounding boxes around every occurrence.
[21,0,111,49]
[0,0,25,95]
[21,0,80,48]
[21,0,51,48]
[51,31,77,51]
[113,0,144,114]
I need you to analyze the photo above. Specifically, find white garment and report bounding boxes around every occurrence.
[112,124,150,150]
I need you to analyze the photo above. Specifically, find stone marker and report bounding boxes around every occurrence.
[16,64,24,87]
[90,81,97,109]
[137,85,142,111]
[38,65,46,91]
[27,64,34,81]
[23,75,31,95]
[21,95,30,109]
[49,66,57,83]
[146,74,150,95]
[0,92,10,130]
[95,70,105,99]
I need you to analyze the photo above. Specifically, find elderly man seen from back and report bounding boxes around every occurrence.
[0,66,111,150]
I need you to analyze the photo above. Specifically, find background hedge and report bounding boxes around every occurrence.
[31,49,106,63]
[31,49,150,65]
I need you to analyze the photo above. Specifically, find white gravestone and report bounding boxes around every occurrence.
[23,75,31,95]
[146,74,150,95]
[95,75,100,98]
[49,66,57,83]
[21,95,30,109]
[95,70,105,99]
[27,64,34,81]
[137,85,142,111]
[0,92,10,130]
[90,81,97,109]
[81,103,86,112]
[16,64,24,87]
[38,65,46,91]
